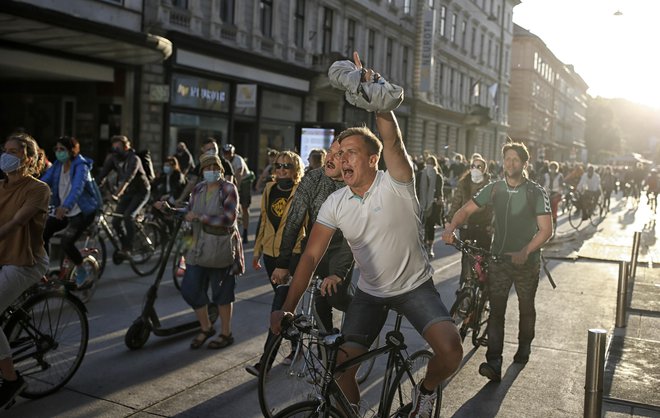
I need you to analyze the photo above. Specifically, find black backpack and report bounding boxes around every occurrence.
[137,149,155,182]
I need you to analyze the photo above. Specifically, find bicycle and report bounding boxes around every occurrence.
[568,188,604,229]
[448,236,491,348]
[47,232,101,304]
[271,313,441,418]
[258,276,378,418]
[81,207,165,277]
[170,219,193,291]
[0,278,88,406]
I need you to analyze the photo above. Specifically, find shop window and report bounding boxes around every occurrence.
[169,112,228,157]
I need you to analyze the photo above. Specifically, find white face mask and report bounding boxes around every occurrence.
[470,168,484,183]
[203,170,221,183]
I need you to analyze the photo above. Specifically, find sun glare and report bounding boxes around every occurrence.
[513,0,660,109]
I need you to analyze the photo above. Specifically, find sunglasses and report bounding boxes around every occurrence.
[471,164,485,170]
[274,163,293,170]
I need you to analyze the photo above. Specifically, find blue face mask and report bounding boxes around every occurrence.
[203,170,221,183]
[0,153,21,173]
[55,150,70,163]
[163,166,172,175]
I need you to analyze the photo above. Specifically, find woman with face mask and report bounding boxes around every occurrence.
[180,153,244,350]
[415,155,445,258]
[251,151,306,367]
[152,155,187,205]
[445,156,493,286]
[0,133,51,407]
[41,136,102,288]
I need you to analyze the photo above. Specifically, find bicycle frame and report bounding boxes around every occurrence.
[282,314,410,418]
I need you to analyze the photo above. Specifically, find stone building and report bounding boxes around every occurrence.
[509,23,589,163]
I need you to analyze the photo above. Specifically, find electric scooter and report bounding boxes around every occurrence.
[124,206,218,349]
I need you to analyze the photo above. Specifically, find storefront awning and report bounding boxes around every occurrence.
[0,12,171,67]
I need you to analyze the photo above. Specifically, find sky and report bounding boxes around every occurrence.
[513,0,660,109]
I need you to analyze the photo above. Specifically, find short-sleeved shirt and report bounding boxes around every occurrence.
[473,179,550,262]
[317,170,433,297]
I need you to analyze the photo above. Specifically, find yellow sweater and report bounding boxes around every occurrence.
[253,182,306,259]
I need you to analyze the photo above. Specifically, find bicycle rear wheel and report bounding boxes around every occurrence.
[5,290,88,398]
[130,221,165,276]
[258,333,326,418]
[449,288,474,342]
[590,194,605,226]
[383,349,441,418]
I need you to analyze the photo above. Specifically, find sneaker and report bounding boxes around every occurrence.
[513,343,531,364]
[0,372,27,410]
[245,362,266,377]
[408,381,437,418]
[478,360,502,382]
[75,265,93,289]
[427,248,435,258]
[281,351,296,366]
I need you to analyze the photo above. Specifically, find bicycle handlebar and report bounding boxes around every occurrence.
[446,233,491,258]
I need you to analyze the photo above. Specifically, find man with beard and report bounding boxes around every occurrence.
[98,135,150,256]
[443,142,552,382]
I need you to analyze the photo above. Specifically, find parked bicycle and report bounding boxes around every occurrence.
[258,276,378,417]
[0,278,88,406]
[271,313,441,418]
[448,235,491,347]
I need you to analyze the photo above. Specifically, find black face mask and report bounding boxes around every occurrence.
[113,148,127,159]
[276,178,294,189]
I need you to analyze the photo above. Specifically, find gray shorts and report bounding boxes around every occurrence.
[342,278,452,349]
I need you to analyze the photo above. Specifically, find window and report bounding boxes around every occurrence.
[402,46,409,83]
[461,20,467,49]
[479,32,485,62]
[260,0,273,38]
[470,27,476,57]
[449,68,455,99]
[386,38,393,76]
[322,7,333,53]
[494,43,499,69]
[487,38,492,67]
[367,29,375,67]
[404,0,412,14]
[450,13,457,43]
[294,0,305,48]
[347,19,356,56]
[438,63,445,96]
[439,6,446,37]
[172,0,188,9]
[220,0,234,24]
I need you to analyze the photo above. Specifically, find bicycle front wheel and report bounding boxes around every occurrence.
[568,201,583,229]
[5,290,89,398]
[259,333,326,418]
[450,288,474,341]
[383,349,441,418]
[273,400,344,418]
[471,289,490,347]
[130,221,165,276]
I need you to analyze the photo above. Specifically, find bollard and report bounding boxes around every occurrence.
[629,231,641,279]
[615,261,628,328]
[584,328,607,418]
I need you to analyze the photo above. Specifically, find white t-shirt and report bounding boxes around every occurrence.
[59,166,81,217]
[316,170,433,297]
[230,154,248,180]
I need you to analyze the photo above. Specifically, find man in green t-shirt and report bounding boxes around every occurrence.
[442,142,552,382]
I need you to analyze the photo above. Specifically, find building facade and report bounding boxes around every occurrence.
[1,0,519,173]
[509,23,588,164]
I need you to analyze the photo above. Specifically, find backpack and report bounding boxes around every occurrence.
[137,149,155,182]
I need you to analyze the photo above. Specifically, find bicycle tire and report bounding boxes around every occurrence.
[449,288,474,334]
[170,243,185,291]
[383,349,441,418]
[568,201,583,230]
[258,332,327,418]
[5,290,88,398]
[129,221,165,276]
[272,400,344,418]
[471,289,490,348]
[590,195,605,226]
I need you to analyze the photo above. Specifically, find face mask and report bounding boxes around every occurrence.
[55,150,69,163]
[204,149,217,157]
[113,148,127,158]
[203,170,221,183]
[163,166,172,175]
[470,168,484,183]
[0,153,21,173]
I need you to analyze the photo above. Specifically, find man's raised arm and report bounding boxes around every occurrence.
[376,111,413,183]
